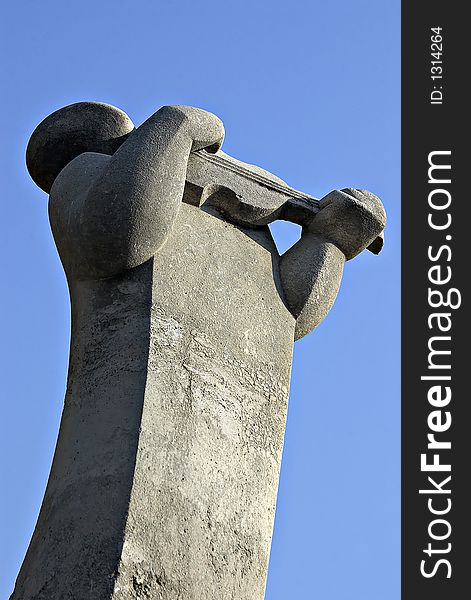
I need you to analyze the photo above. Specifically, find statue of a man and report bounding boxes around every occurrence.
[12,102,385,600]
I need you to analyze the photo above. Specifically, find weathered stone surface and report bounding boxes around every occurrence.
[12,205,294,600]
[12,102,386,599]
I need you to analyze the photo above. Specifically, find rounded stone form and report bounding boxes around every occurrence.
[26,101,134,193]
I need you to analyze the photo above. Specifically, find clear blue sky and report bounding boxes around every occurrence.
[0,1,400,598]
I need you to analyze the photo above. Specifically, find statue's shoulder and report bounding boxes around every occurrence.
[48,152,112,279]
[49,152,111,209]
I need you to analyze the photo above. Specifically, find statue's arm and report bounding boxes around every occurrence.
[279,189,386,340]
[49,106,224,279]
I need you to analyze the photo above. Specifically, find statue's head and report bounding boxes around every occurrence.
[26,102,134,193]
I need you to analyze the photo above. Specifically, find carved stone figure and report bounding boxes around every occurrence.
[12,102,386,600]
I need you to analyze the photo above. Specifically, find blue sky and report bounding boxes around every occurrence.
[0,1,400,598]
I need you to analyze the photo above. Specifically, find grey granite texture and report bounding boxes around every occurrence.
[12,102,386,600]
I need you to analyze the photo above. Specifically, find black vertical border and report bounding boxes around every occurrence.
[402,3,467,598]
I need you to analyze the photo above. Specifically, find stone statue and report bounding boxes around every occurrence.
[12,102,386,600]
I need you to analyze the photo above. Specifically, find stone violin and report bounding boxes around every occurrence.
[185,149,384,254]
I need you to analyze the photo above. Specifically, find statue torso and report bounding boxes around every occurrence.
[36,200,296,598]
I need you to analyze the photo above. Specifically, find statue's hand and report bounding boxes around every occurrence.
[307,188,386,260]
[158,105,225,153]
